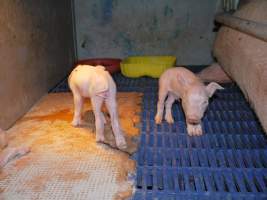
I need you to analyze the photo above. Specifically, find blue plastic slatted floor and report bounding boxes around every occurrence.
[52,73,267,200]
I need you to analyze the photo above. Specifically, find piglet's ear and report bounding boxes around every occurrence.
[206,82,224,97]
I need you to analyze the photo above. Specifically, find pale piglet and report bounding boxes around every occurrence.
[155,67,223,136]
[68,65,127,149]
[0,128,30,168]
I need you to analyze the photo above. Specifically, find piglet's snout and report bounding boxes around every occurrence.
[187,115,201,124]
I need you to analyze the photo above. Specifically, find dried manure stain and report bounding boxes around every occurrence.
[23,109,73,123]
[0,92,142,200]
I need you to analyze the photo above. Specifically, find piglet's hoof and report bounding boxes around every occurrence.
[165,115,174,124]
[96,134,105,143]
[71,119,82,127]
[115,135,127,150]
[154,115,162,124]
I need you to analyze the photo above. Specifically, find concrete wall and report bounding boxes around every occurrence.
[75,0,221,65]
[0,1,75,129]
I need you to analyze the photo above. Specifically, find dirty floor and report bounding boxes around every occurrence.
[0,92,142,200]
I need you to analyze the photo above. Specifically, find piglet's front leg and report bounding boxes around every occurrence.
[0,147,30,168]
[186,123,203,136]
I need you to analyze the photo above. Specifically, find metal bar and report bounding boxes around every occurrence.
[215,13,267,42]
[70,0,78,62]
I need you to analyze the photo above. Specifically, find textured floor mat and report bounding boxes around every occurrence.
[51,73,267,199]
[0,92,142,200]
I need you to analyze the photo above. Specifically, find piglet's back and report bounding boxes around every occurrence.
[161,67,202,87]
[68,65,109,97]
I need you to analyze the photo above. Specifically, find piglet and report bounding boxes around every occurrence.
[0,128,30,168]
[155,67,223,136]
[68,65,127,149]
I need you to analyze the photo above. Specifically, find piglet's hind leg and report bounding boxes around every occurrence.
[155,87,168,124]
[91,96,105,143]
[72,93,84,126]
[164,93,176,124]
[105,97,127,150]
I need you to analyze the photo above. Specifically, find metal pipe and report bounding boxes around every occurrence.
[215,13,267,42]
[233,0,239,10]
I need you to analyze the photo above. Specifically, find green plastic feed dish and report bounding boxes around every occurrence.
[120,56,176,78]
